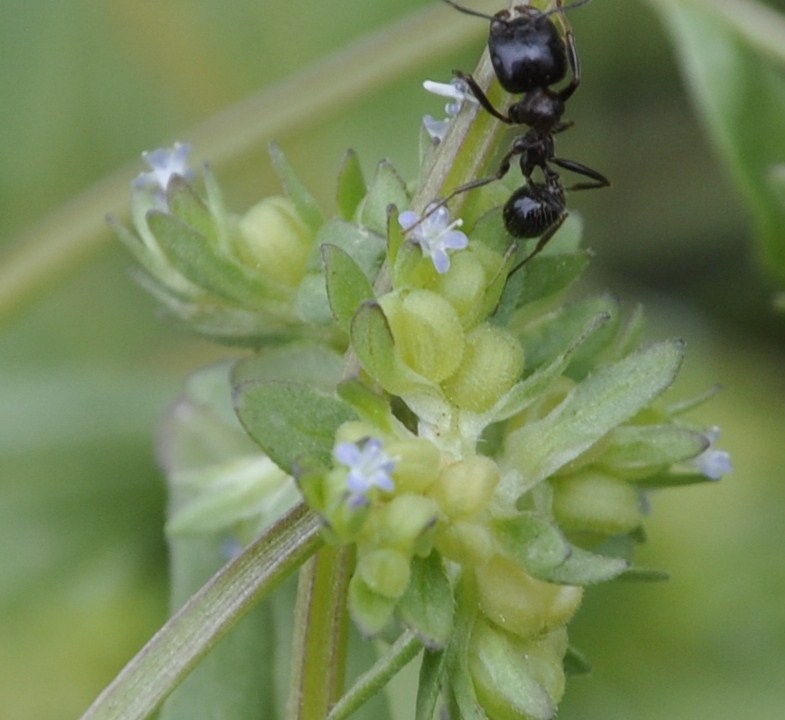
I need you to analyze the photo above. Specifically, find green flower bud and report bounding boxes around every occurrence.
[551,470,642,537]
[442,324,524,412]
[469,619,567,720]
[380,289,465,382]
[368,494,440,555]
[385,438,442,494]
[436,520,495,566]
[356,547,411,599]
[235,196,312,286]
[475,554,583,641]
[429,455,500,519]
[430,249,490,324]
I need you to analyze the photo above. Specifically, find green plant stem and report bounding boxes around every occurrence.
[286,545,354,720]
[79,503,322,720]
[0,3,484,327]
[327,630,423,720]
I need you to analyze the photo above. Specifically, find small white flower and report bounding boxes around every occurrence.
[133,142,195,204]
[691,426,733,480]
[398,204,469,274]
[422,78,478,142]
[334,438,396,506]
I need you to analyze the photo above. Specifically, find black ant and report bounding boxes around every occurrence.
[434,0,609,272]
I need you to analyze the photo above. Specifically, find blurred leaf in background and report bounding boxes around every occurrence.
[1,1,784,719]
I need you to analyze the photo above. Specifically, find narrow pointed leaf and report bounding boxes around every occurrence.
[336,148,367,220]
[147,212,269,305]
[399,552,454,649]
[506,340,686,491]
[323,244,375,333]
[269,141,324,233]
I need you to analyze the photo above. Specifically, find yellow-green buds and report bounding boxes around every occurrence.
[380,288,465,382]
[236,196,313,286]
[475,554,583,641]
[552,470,643,537]
[442,324,524,412]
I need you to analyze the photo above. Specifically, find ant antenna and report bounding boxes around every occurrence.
[542,0,594,19]
[440,0,495,22]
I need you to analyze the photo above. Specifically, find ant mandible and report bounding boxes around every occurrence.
[437,0,609,272]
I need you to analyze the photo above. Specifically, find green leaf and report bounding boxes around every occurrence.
[519,294,620,380]
[505,340,686,492]
[166,176,216,243]
[493,513,570,575]
[563,645,592,676]
[350,301,422,396]
[399,552,454,650]
[233,381,356,474]
[500,249,590,316]
[147,212,269,305]
[336,148,367,220]
[337,380,396,432]
[359,160,411,236]
[268,141,324,233]
[347,574,397,637]
[618,566,671,582]
[597,424,709,477]
[416,649,447,720]
[323,244,375,333]
[469,622,554,720]
[490,312,611,423]
[631,470,719,488]
[655,0,785,280]
[315,218,385,277]
[531,545,629,586]
[231,343,344,393]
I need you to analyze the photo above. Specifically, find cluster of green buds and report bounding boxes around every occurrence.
[116,126,730,719]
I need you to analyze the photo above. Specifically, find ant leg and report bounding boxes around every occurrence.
[552,119,575,134]
[552,157,610,190]
[402,144,521,235]
[509,212,568,275]
[453,70,512,125]
[555,0,582,103]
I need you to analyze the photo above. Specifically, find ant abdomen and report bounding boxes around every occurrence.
[503,183,564,239]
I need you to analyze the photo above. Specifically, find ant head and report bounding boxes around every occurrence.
[441,1,592,24]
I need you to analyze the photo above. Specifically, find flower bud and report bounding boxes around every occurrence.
[430,249,489,323]
[551,470,642,537]
[429,455,500,519]
[469,619,567,720]
[436,520,495,565]
[475,554,582,641]
[442,324,524,412]
[380,289,465,382]
[235,196,312,286]
[386,438,442,494]
[356,547,411,599]
[369,494,439,555]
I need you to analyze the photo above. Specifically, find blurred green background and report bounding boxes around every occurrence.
[1,0,783,718]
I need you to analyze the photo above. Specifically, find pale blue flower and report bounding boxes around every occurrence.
[334,438,396,506]
[133,142,195,206]
[422,78,477,142]
[399,204,469,273]
[692,426,733,480]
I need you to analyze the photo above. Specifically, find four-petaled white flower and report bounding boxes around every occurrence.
[398,204,469,274]
[692,426,733,480]
[334,438,396,506]
[133,142,195,206]
[422,77,478,142]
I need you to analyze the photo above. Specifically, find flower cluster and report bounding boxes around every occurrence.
[119,139,730,720]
